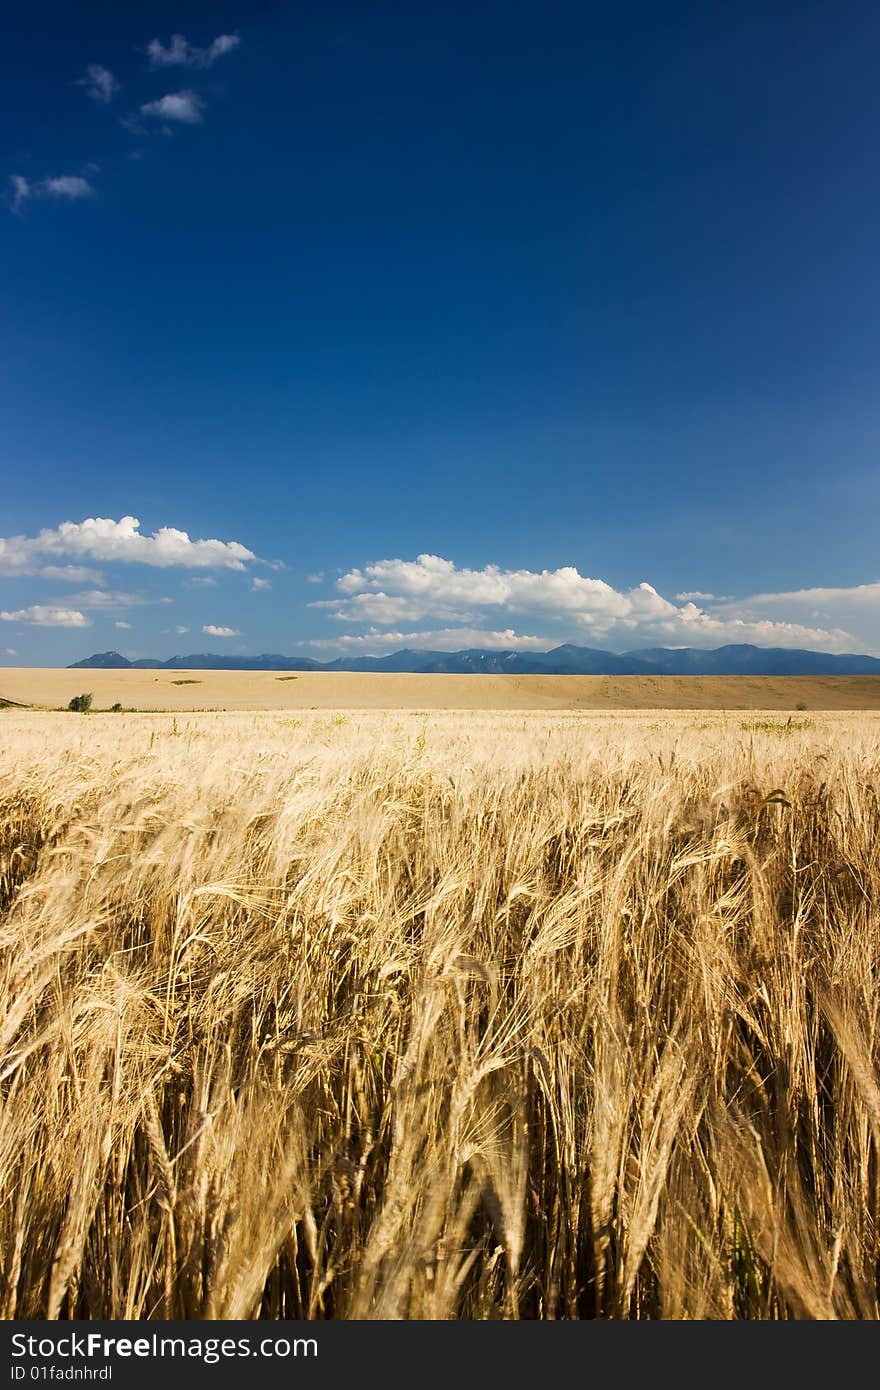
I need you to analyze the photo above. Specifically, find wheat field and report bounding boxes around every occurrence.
[4,667,880,711]
[1,707,879,1319]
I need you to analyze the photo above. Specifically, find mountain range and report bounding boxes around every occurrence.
[69,644,880,676]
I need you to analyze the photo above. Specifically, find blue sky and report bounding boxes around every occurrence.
[3,0,880,663]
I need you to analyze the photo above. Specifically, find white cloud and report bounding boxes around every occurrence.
[324,554,860,653]
[331,556,631,624]
[10,175,29,210]
[202,624,239,638]
[147,34,191,66]
[251,577,271,591]
[79,64,119,102]
[0,516,257,574]
[0,606,90,628]
[676,591,720,602]
[147,32,240,68]
[3,648,17,656]
[114,621,132,630]
[40,176,95,198]
[642,610,855,651]
[175,626,190,635]
[306,572,325,585]
[184,576,217,588]
[140,90,204,124]
[308,627,553,653]
[202,33,240,63]
[11,174,95,211]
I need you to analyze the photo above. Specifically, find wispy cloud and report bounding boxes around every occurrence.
[147,32,240,69]
[184,576,217,588]
[62,589,171,611]
[306,572,325,585]
[202,624,240,638]
[78,64,120,103]
[0,516,258,574]
[319,554,860,653]
[140,90,204,125]
[251,577,271,591]
[3,648,17,656]
[175,626,190,635]
[311,590,468,626]
[0,606,90,628]
[114,620,132,630]
[20,565,105,585]
[11,174,95,212]
[743,581,880,608]
[39,176,95,198]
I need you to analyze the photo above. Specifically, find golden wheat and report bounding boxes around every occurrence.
[1,708,879,1319]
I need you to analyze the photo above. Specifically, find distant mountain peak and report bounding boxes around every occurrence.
[67,644,880,677]
[70,650,132,668]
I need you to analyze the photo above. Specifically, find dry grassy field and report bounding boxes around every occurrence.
[3,666,880,711]
[2,706,880,1318]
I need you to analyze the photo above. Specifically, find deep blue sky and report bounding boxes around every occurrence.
[3,1,880,662]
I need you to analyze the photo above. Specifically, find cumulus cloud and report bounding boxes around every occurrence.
[202,624,239,638]
[322,554,859,653]
[308,627,552,653]
[0,516,257,574]
[140,90,204,124]
[11,174,95,211]
[78,64,119,102]
[147,32,240,68]
[330,556,631,625]
[0,606,89,628]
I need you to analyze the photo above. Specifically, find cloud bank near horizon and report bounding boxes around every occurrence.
[309,554,876,655]
[3,523,879,658]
